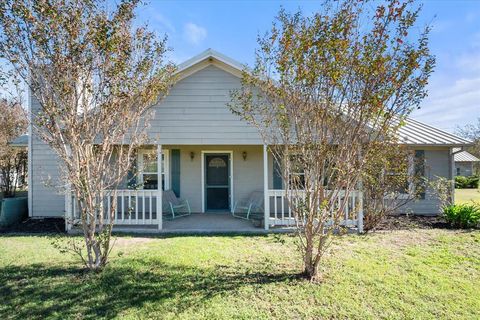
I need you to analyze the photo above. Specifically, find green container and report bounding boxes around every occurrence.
[0,197,28,227]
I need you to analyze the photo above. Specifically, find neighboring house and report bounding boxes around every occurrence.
[27,49,472,232]
[453,148,479,176]
[4,134,28,195]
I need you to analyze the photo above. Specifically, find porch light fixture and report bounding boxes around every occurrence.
[190,151,195,161]
[242,151,247,161]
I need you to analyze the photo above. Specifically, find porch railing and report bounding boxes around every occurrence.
[267,189,363,232]
[66,189,162,230]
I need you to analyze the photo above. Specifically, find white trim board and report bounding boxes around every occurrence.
[201,150,234,213]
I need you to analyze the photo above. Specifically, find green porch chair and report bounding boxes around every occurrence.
[163,190,191,219]
[232,191,264,220]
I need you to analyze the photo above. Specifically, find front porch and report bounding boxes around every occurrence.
[65,144,364,233]
[88,213,263,234]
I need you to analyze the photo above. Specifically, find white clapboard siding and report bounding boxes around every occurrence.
[30,94,65,217]
[147,65,262,145]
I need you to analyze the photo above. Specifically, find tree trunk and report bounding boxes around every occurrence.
[303,236,320,281]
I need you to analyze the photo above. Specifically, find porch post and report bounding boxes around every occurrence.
[263,144,269,231]
[64,186,72,232]
[449,147,455,205]
[357,191,364,234]
[157,143,163,230]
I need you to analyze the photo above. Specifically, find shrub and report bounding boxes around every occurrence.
[468,176,479,188]
[455,176,468,188]
[455,176,479,189]
[443,204,480,228]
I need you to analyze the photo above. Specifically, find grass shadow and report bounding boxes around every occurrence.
[0,257,299,319]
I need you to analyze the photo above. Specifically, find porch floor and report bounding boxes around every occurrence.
[162,213,260,233]
[103,212,264,234]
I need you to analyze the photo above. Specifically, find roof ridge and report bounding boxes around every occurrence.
[176,48,246,75]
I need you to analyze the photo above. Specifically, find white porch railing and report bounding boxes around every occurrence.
[267,189,363,232]
[66,189,162,230]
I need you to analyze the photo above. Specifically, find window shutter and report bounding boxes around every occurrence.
[273,157,283,189]
[414,150,426,200]
[171,149,181,197]
[127,152,137,189]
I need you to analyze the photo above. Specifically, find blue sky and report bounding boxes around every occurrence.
[137,0,480,133]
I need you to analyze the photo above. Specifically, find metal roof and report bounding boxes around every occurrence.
[9,134,28,147]
[397,117,472,146]
[453,149,480,162]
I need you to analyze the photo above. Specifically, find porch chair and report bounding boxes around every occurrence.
[232,191,264,220]
[163,190,191,219]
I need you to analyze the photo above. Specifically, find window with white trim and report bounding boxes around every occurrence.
[288,154,306,189]
[137,149,169,190]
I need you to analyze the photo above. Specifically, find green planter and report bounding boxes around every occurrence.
[0,197,28,227]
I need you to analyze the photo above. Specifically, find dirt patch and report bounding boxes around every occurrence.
[374,215,450,231]
[113,237,155,247]
[0,217,65,234]
[372,228,441,250]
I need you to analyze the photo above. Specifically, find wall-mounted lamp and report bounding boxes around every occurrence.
[190,151,195,161]
[242,151,247,161]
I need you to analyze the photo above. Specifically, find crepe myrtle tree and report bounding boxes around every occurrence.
[456,118,480,175]
[230,0,434,281]
[0,0,176,270]
[361,142,425,232]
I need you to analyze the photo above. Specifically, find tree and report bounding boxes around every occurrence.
[456,118,480,175]
[0,0,175,270]
[231,0,434,281]
[362,143,423,232]
[0,99,28,197]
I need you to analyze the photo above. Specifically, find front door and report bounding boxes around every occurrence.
[205,154,230,211]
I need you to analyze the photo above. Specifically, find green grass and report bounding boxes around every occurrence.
[456,188,480,204]
[1,230,480,319]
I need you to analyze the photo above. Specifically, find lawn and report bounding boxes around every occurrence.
[1,230,479,319]
[455,188,480,204]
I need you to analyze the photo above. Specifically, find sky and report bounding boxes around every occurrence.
[137,0,480,134]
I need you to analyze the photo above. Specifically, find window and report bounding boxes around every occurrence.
[137,149,169,190]
[414,150,426,199]
[456,167,461,176]
[288,155,305,189]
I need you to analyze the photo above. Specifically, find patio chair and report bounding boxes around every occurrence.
[163,190,191,219]
[232,191,264,220]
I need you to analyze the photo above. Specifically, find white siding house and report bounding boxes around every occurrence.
[28,49,472,231]
[453,149,479,176]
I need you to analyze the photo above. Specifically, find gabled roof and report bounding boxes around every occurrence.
[175,49,472,148]
[175,48,246,80]
[453,148,480,162]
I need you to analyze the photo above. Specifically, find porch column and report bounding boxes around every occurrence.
[357,191,364,234]
[263,144,269,231]
[157,143,163,230]
[64,186,72,232]
[449,147,455,205]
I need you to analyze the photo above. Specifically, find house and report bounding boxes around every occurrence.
[453,148,479,176]
[27,49,472,232]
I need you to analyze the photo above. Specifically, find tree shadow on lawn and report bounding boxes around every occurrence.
[0,258,300,319]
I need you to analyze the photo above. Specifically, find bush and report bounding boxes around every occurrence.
[469,176,480,188]
[443,204,480,228]
[455,176,479,189]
